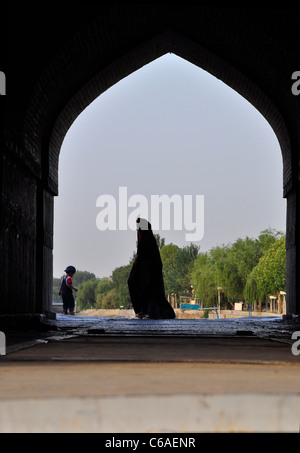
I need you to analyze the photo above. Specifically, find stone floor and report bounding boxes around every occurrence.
[1,314,300,433]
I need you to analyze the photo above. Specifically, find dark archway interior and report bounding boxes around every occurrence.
[1,5,300,319]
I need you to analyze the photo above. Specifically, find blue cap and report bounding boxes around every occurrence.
[64,265,76,273]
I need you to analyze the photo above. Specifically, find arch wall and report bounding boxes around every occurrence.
[1,6,299,315]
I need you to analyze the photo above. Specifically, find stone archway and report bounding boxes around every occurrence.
[1,6,299,316]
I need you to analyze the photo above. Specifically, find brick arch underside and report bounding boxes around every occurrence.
[48,30,292,197]
[24,15,293,199]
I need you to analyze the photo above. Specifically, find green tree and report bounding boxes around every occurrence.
[73,270,96,287]
[251,237,286,300]
[96,288,118,309]
[95,278,116,308]
[161,243,179,267]
[160,243,179,295]
[257,228,284,253]
[218,238,261,300]
[190,229,285,307]
[244,272,259,304]
[191,253,217,306]
[77,278,99,310]
[96,278,115,295]
[161,243,200,297]
[111,264,132,308]
[175,244,200,295]
[209,245,234,298]
[154,234,165,250]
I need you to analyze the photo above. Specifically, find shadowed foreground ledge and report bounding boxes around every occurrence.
[0,315,300,433]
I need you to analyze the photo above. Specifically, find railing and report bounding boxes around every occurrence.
[180,302,219,319]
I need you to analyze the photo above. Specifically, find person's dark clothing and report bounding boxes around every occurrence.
[61,275,75,313]
[128,219,175,319]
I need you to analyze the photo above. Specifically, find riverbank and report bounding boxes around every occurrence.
[79,308,282,319]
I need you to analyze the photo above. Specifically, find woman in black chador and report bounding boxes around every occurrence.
[128,218,176,319]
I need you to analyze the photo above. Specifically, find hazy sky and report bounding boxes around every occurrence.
[53,54,286,278]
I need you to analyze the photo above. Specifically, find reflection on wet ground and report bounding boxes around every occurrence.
[43,314,299,344]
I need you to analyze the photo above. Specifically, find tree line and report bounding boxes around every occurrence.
[191,229,285,309]
[52,228,286,311]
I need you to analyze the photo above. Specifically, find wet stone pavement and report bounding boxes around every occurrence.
[44,314,299,342]
[3,314,300,356]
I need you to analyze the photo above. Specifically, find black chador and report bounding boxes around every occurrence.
[128,218,176,319]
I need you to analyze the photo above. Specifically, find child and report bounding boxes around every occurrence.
[59,265,78,315]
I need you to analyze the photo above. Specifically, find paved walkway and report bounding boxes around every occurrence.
[1,315,300,433]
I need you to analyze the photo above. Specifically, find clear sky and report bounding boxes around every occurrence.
[53,54,286,278]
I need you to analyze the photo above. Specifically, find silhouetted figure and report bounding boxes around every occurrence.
[128,218,176,319]
[59,265,78,315]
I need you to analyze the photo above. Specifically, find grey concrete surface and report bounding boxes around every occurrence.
[1,315,300,433]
